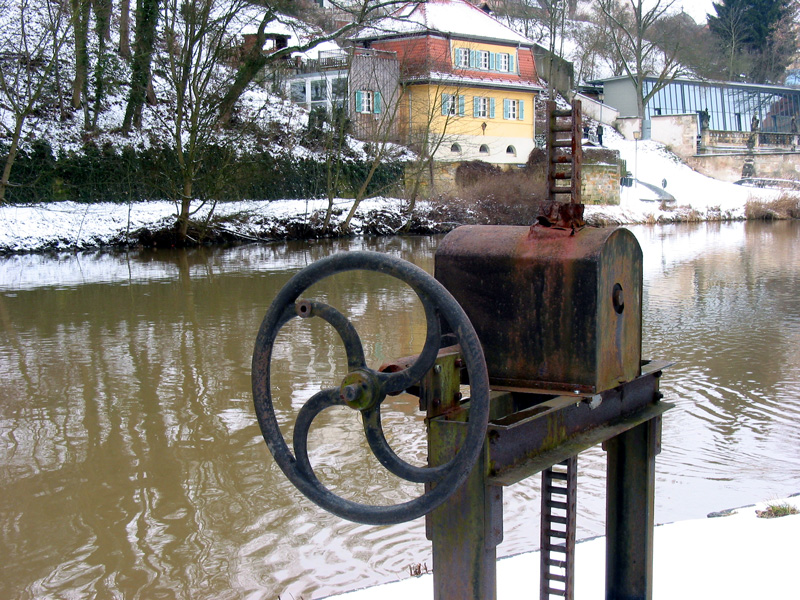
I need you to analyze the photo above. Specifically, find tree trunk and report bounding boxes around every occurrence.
[92,0,112,130]
[217,17,271,124]
[0,116,25,204]
[123,0,160,132]
[119,0,131,58]
[177,176,193,240]
[71,0,90,118]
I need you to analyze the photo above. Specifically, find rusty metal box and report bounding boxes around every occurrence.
[435,225,643,394]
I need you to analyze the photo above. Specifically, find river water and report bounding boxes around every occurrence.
[1,221,799,599]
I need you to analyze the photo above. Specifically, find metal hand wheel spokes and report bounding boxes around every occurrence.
[252,251,489,525]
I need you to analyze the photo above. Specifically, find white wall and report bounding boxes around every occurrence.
[573,93,618,126]
[651,114,698,159]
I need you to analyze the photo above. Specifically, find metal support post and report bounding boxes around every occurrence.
[604,416,662,600]
[427,417,503,600]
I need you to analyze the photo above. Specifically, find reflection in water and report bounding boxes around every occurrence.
[0,223,799,599]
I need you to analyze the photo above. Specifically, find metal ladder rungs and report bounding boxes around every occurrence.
[546,100,582,205]
[541,455,578,600]
[546,529,568,539]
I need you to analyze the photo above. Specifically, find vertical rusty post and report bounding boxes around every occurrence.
[427,423,502,600]
[540,456,577,599]
[425,351,503,600]
[604,416,661,600]
[571,100,582,205]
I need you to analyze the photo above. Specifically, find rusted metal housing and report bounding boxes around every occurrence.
[435,224,643,394]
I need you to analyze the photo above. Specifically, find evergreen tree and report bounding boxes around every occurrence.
[708,0,796,82]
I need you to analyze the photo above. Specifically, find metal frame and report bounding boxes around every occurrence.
[425,359,671,600]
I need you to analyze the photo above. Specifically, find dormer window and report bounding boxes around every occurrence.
[455,48,470,68]
[498,53,510,72]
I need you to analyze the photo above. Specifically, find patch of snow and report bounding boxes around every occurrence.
[326,495,800,600]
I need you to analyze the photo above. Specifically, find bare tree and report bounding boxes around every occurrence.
[598,0,685,118]
[216,0,418,126]
[0,0,70,203]
[147,0,254,240]
[709,0,751,79]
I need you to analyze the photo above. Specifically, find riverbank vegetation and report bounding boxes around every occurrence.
[745,194,800,220]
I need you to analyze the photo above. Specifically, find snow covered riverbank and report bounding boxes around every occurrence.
[1,137,797,254]
[326,496,800,600]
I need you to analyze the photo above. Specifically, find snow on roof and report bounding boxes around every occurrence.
[354,0,534,46]
[237,10,326,51]
[413,71,544,91]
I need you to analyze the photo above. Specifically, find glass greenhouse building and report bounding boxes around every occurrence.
[598,76,800,133]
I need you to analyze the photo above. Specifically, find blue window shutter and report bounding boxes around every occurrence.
[519,100,524,120]
[469,50,476,68]
[503,99,509,119]
[510,54,515,74]
[458,95,465,116]
[374,91,382,113]
[473,97,480,118]
[489,97,496,118]
[489,52,496,70]
[441,93,449,116]
[355,90,362,113]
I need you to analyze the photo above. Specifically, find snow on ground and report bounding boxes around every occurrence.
[326,495,800,600]
[0,135,795,254]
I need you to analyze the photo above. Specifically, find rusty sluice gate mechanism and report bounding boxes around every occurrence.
[252,108,671,600]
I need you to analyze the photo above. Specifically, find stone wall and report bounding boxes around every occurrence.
[687,151,800,182]
[411,160,621,205]
[651,114,698,157]
[581,163,620,205]
[615,116,642,140]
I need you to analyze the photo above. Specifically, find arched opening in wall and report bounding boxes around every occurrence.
[479,144,489,154]
[451,143,462,153]
[506,145,516,156]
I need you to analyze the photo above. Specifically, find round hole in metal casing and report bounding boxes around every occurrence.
[612,283,625,314]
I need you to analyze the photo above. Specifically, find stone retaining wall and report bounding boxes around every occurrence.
[412,160,621,205]
[687,151,800,182]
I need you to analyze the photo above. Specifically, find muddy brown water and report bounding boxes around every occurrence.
[1,222,799,599]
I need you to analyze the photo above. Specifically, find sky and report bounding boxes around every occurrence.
[672,0,716,24]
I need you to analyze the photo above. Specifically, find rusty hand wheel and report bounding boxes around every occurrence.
[252,251,489,525]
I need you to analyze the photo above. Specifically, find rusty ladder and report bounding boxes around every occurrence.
[540,456,578,600]
[546,100,583,205]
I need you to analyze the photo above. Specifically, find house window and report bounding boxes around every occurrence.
[311,80,326,102]
[455,48,470,68]
[451,143,462,153]
[473,97,495,119]
[475,97,488,118]
[479,144,489,153]
[290,82,306,103]
[332,78,347,100]
[503,98,525,121]
[506,145,516,155]
[498,53,510,72]
[442,93,465,117]
[356,90,382,114]
[479,50,490,70]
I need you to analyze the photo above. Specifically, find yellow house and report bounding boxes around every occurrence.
[352,0,544,165]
